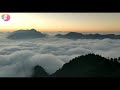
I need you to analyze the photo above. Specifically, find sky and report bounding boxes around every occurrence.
[0,13,120,32]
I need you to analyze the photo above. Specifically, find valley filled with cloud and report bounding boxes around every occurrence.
[0,32,120,77]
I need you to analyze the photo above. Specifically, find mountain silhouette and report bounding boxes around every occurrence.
[32,65,49,77]
[55,32,120,39]
[51,53,120,77]
[7,29,46,39]
[32,53,120,77]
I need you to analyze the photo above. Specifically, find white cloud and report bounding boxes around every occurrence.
[30,54,64,74]
[0,32,119,77]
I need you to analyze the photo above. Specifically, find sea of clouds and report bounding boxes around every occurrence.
[0,32,120,77]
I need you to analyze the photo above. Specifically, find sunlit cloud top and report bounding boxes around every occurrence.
[0,13,120,32]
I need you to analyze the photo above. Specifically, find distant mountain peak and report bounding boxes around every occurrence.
[7,29,46,39]
[30,29,36,31]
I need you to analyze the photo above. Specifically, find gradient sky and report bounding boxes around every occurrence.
[0,13,120,32]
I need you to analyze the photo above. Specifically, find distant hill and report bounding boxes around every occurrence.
[7,29,46,39]
[32,53,120,77]
[55,32,120,39]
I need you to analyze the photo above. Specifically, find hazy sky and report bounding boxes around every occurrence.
[0,13,120,32]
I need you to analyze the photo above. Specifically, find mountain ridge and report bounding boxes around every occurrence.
[55,32,120,39]
[32,53,120,77]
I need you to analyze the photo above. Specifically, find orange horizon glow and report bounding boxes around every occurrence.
[1,28,120,33]
[1,13,120,33]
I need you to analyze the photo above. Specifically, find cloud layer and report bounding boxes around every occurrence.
[0,32,120,77]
